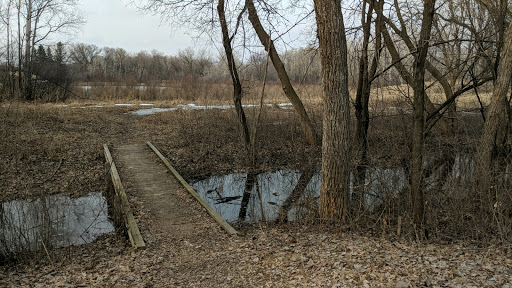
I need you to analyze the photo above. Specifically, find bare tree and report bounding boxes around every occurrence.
[0,0,16,96]
[381,0,495,134]
[68,43,101,80]
[1,0,83,100]
[410,0,436,235]
[136,0,318,144]
[245,0,318,146]
[217,0,251,164]
[282,48,321,84]
[353,0,384,210]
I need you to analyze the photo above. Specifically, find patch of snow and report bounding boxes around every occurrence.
[178,104,232,110]
[276,103,293,110]
[131,107,178,116]
[131,102,295,116]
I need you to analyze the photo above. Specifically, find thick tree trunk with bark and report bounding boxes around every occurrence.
[410,0,436,234]
[314,0,351,222]
[246,0,318,146]
[474,20,512,196]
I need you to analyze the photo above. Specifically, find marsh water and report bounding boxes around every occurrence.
[0,192,114,254]
[191,155,510,223]
[191,167,408,223]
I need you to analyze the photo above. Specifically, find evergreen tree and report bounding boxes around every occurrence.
[55,42,65,66]
[46,47,53,63]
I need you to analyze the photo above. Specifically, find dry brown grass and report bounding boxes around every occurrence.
[0,96,321,201]
[0,103,132,201]
[71,81,322,106]
[69,79,494,114]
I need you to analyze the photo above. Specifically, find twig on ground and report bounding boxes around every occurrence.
[41,159,63,184]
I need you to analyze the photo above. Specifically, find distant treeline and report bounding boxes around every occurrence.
[65,44,323,84]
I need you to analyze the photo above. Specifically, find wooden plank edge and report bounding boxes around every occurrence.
[103,144,114,164]
[110,161,146,248]
[146,141,240,236]
[103,144,146,248]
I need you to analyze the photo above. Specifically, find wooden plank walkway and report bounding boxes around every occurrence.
[112,143,237,246]
[146,142,239,235]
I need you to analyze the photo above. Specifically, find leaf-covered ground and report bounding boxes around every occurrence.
[2,186,511,287]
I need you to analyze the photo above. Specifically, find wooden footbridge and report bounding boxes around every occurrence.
[102,142,238,249]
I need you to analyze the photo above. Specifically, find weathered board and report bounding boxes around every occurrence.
[103,144,146,249]
[146,141,240,236]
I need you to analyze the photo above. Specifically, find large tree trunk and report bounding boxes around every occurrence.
[474,20,512,198]
[410,0,436,234]
[246,0,318,146]
[314,0,351,222]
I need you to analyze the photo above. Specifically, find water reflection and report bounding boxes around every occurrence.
[192,171,319,223]
[191,155,490,223]
[191,171,324,223]
[191,169,406,223]
[0,192,114,254]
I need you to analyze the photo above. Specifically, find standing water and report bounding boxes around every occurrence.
[192,171,321,223]
[0,192,114,254]
[191,161,474,223]
[191,169,408,223]
[191,154,508,224]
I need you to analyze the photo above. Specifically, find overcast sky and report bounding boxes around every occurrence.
[73,0,201,55]
[68,0,315,57]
